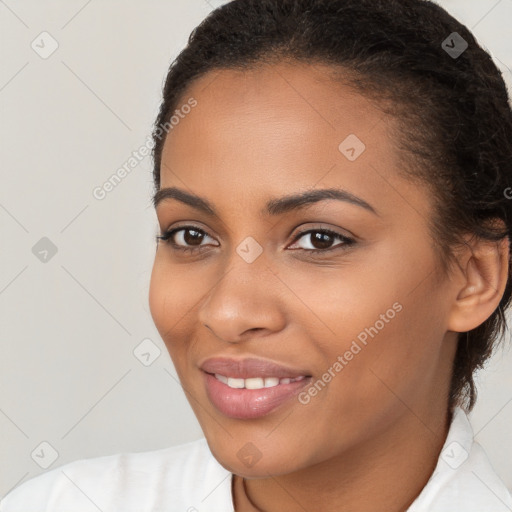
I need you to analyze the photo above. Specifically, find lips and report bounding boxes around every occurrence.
[199,356,312,419]
[200,356,311,379]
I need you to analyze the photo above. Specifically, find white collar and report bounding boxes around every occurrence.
[407,406,512,511]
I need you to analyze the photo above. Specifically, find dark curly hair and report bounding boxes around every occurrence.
[151,0,512,411]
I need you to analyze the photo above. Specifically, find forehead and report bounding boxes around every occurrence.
[167,61,381,148]
[159,61,431,225]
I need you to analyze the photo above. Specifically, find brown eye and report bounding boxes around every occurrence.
[157,226,218,253]
[309,231,335,250]
[288,228,355,253]
[181,228,205,246]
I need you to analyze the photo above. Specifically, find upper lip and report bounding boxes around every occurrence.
[200,357,311,379]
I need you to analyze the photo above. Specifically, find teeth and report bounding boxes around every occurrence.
[264,377,279,388]
[227,377,245,389]
[243,377,262,389]
[214,374,306,389]
[215,374,228,385]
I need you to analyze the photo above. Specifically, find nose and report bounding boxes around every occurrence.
[197,256,285,343]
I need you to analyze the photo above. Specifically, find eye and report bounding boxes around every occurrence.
[156,225,355,255]
[288,228,355,253]
[156,226,218,253]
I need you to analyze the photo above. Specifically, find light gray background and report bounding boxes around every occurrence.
[1,0,511,499]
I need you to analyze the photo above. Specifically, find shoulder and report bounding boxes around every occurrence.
[409,407,512,512]
[0,437,233,512]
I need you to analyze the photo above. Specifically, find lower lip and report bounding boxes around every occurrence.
[203,372,311,420]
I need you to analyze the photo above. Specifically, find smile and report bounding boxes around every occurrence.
[213,374,307,389]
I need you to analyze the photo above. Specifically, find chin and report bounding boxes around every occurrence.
[204,433,309,478]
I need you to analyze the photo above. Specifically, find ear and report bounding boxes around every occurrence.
[447,228,510,333]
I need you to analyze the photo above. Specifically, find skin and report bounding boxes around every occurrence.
[148,61,509,511]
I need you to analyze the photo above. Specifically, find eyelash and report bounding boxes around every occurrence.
[156,225,355,255]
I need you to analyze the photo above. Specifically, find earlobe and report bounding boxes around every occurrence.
[447,236,510,333]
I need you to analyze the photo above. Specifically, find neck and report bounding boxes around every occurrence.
[236,403,452,512]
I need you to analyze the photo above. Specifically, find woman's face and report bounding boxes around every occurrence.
[149,61,459,477]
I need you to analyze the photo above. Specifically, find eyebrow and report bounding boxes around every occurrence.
[152,186,378,217]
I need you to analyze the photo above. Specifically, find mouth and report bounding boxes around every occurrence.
[211,373,307,389]
[199,356,312,419]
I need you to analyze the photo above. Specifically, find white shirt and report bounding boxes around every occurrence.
[1,407,511,511]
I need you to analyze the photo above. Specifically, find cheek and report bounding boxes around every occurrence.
[148,256,190,347]
[148,255,206,364]
[329,280,448,419]
[371,293,447,378]
[307,249,446,407]
[275,255,402,356]
[148,257,169,333]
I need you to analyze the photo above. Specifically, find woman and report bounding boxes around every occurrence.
[2,0,512,510]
